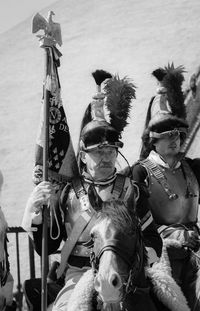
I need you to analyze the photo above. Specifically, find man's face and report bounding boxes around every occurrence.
[81,146,118,180]
[154,132,181,158]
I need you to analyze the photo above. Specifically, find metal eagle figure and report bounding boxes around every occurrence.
[32,11,62,47]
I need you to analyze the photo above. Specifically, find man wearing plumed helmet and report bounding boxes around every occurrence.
[127,63,200,311]
[22,70,162,310]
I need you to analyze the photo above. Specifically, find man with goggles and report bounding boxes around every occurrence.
[127,64,200,311]
[22,72,162,311]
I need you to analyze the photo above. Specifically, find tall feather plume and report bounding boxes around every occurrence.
[104,75,136,133]
[92,69,112,86]
[163,63,186,119]
[153,63,186,119]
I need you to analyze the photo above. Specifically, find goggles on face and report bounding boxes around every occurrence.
[149,128,188,139]
[80,140,123,152]
[87,147,118,158]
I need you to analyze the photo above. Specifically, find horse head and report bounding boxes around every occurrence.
[89,199,147,309]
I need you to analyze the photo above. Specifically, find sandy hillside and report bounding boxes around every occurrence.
[0,0,200,284]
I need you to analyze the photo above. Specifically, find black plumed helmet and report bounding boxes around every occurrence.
[140,63,188,159]
[147,63,188,135]
[79,69,136,151]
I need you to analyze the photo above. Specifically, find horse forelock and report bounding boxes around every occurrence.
[99,200,138,238]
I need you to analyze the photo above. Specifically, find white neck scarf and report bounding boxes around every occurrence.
[148,150,181,169]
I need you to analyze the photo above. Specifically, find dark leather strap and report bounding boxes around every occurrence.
[56,209,96,278]
[141,158,178,200]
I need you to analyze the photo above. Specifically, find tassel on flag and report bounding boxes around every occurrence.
[33,47,78,185]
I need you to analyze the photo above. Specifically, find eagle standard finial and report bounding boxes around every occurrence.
[32,11,62,47]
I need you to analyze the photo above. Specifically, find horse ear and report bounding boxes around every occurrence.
[123,182,138,213]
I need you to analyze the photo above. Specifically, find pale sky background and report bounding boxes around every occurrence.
[0,0,57,34]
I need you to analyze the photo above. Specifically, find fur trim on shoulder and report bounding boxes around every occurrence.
[146,239,190,311]
[67,269,95,311]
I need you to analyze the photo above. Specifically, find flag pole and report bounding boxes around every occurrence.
[41,46,50,311]
[32,12,62,311]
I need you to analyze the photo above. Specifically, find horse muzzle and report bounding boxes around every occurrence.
[94,271,123,303]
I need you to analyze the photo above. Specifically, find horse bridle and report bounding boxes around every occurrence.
[90,229,145,298]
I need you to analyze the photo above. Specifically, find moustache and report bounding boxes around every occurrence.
[169,142,178,149]
[97,161,113,168]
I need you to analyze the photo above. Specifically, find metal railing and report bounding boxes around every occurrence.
[6,226,61,310]
[7,226,36,311]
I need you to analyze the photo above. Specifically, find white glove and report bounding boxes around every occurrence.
[21,181,54,230]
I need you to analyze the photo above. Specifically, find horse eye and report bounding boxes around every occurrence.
[91,230,99,239]
[90,232,95,240]
[90,232,98,242]
[83,237,94,248]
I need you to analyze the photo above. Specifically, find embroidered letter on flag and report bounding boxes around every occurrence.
[33,47,78,184]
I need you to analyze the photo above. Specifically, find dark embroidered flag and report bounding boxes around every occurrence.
[33,47,78,184]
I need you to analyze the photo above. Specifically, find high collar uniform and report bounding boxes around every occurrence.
[130,151,200,311]
[32,171,162,263]
[146,151,199,225]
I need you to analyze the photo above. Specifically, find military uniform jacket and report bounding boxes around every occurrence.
[33,171,162,267]
[131,151,200,230]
